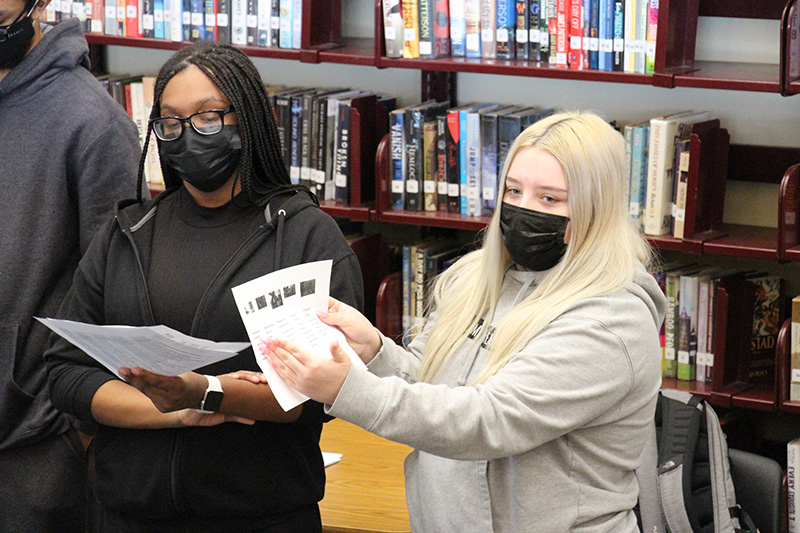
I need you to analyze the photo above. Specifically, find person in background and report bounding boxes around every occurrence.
[45,42,364,532]
[0,0,141,530]
[262,111,667,532]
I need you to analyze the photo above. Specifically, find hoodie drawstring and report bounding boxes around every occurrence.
[274,209,286,271]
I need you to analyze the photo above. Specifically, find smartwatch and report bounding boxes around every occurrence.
[197,375,224,414]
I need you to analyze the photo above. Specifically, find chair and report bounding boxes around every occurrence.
[728,448,784,533]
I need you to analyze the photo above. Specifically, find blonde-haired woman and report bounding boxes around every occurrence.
[262,111,666,532]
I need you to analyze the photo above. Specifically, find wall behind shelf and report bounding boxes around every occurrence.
[104,7,800,229]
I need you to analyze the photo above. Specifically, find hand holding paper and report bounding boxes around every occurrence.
[260,337,353,405]
[231,260,366,411]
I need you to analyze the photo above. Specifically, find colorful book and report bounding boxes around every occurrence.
[450,0,467,56]
[464,0,481,57]
[403,0,420,58]
[496,0,515,58]
[389,108,407,210]
[383,0,404,57]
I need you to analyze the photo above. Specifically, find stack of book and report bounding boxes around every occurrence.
[383,0,659,74]
[390,100,553,216]
[48,0,306,49]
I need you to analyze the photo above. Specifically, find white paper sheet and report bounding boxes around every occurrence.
[37,318,250,379]
[322,452,343,467]
[231,259,366,412]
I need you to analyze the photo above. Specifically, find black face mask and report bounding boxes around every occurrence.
[158,125,242,193]
[0,3,37,71]
[499,202,570,271]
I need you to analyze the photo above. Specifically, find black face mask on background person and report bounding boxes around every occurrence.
[499,202,570,271]
[158,125,242,193]
[0,2,37,70]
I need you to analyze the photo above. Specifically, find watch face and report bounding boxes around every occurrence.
[202,390,224,413]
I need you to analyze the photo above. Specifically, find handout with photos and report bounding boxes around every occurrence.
[231,259,366,412]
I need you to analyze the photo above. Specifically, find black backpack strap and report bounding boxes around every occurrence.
[657,391,704,533]
[730,505,757,533]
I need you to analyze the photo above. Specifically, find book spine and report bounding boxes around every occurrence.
[324,98,340,200]
[589,0,599,68]
[190,0,204,39]
[644,117,677,235]
[645,0,657,73]
[383,0,404,57]
[289,95,303,184]
[515,0,528,59]
[446,109,462,213]
[481,113,499,216]
[246,0,257,44]
[789,440,800,533]
[182,0,191,40]
[405,109,424,211]
[104,0,117,34]
[634,0,647,73]
[216,0,229,42]
[458,109,470,214]
[464,0,481,57]
[496,0,515,58]
[418,0,435,58]
[436,115,448,212]
[141,0,154,35]
[672,139,691,239]
[269,0,279,46]
[334,103,351,205]
[598,0,612,70]
[257,0,270,45]
[556,0,568,67]
[480,0,496,58]
[204,0,217,41]
[402,0,420,58]
[676,274,698,381]
[747,276,782,386]
[663,271,679,378]
[390,110,406,210]
[705,278,716,383]
[433,0,451,56]
[300,94,314,189]
[449,0,466,56]
[629,124,646,231]
[538,0,550,62]
[568,0,581,68]
[791,296,800,401]
[311,97,328,198]
[126,0,139,35]
[465,111,482,216]
[623,0,635,72]
[279,0,292,48]
[291,0,301,48]
[612,0,623,70]
[402,245,411,343]
[696,276,710,382]
[528,0,540,60]
[423,121,438,211]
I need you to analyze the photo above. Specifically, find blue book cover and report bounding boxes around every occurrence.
[450,0,466,56]
[630,123,649,230]
[154,0,165,38]
[458,108,470,214]
[589,0,600,69]
[598,0,613,70]
[278,0,292,48]
[496,0,515,59]
[163,0,171,39]
[190,0,205,40]
[390,109,406,211]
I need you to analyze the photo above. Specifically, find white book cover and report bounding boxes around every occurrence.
[643,110,710,235]
[258,0,271,46]
[231,0,247,44]
[382,0,404,57]
[170,0,183,41]
[789,437,800,533]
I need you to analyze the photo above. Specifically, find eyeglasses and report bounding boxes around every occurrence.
[149,106,235,141]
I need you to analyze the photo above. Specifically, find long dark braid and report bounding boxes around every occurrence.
[136,42,296,205]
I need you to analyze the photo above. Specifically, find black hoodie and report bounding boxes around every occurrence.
[45,187,364,527]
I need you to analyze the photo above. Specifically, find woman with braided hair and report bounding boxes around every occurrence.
[45,42,364,532]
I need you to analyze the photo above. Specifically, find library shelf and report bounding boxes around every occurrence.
[700,224,779,260]
[661,377,713,398]
[318,201,373,221]
[376,210,491,231]
[374,56,654,86]
[317,38,375,66]
[647,235,704,255]
[731,386,778,412]
[671,61,783,93]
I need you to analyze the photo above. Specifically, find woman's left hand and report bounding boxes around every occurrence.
[119,367,206,413]
[261,338,351,405]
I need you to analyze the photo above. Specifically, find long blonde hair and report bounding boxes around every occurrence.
[418,111,653,383]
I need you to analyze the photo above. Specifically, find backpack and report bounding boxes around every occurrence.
[635,389,758,533]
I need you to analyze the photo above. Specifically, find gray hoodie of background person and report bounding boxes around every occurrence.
[328,264,666,532]
[0,18,141,450]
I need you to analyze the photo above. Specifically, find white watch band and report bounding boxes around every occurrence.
[196,374,224,414]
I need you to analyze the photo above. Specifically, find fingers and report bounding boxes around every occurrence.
[329,340,350,364]
[225,370,268,384]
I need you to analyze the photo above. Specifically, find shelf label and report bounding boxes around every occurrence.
[448,183,459,196]
[424,181,435,193]
[438,182,448,194]
[406,179,419,193]
[677,350,689,365]
[391,181,404,193]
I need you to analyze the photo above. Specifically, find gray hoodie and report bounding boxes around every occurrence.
[328,264,666,532]
[0,18,141,449]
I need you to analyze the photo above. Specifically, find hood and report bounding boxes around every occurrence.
[629,263,667,332]
[0,18,89,97]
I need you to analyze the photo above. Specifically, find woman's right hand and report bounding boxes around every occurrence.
[319,297,382,364]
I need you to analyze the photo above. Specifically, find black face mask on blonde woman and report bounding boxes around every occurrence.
[499,202,569,271]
